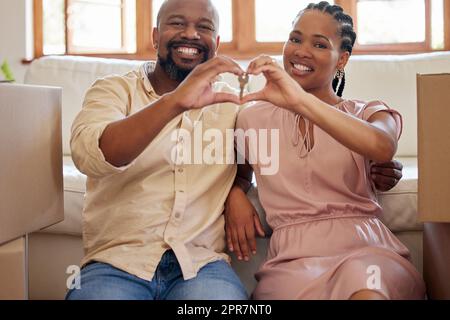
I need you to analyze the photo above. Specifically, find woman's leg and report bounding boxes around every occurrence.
[349,289,386,300]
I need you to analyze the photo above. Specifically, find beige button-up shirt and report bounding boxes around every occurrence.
[71,62,242,281]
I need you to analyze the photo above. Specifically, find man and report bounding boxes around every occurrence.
[67,0,403,300]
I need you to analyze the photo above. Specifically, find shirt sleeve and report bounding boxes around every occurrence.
[361,100,403,140]
[70,76,136,179]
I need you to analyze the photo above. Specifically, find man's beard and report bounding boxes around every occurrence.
[158,40,210,82]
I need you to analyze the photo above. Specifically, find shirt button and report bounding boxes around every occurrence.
[178,168,184,173]
[175,212,181,219]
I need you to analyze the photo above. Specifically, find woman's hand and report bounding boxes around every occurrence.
[241,55,308,112]
[225,186,265,261]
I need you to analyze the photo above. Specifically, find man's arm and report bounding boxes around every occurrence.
[99,56,243,167]
[99,94,183,167]
[371,159,403,192]
[233,161,253,193]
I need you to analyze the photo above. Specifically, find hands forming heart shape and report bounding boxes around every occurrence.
[235,55,308,112]
[172,55,308,112]
[238,73,249,100]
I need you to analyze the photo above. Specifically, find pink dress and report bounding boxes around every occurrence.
[236,100,426,300]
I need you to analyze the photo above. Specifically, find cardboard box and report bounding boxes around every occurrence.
[423,223,450,299]
[417,73,450,223]
[0,84,64,245]
[417,74,450,299]
[0,237,27,299]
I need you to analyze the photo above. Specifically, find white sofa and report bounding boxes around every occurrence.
[24,52,450,299]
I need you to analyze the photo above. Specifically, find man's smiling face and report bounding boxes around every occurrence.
[153,0,220,81]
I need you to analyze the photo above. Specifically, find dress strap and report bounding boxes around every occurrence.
[291,114,312,158]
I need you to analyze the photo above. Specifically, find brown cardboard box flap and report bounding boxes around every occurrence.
[417,73,450,222]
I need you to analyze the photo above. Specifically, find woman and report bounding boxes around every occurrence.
[225,1,425,300]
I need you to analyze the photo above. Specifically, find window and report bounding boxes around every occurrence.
[67,0,136,54]
[42,0,65,55]
[33,0,450,60]
[39,0,136,55]
[356,0,426,45]
[347,0,445,53]
[255,0,335,42]
[431,0,445,49]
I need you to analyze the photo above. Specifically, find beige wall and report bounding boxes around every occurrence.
[0,0,32,83]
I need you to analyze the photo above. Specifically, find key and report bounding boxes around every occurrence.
[238,73,249,100]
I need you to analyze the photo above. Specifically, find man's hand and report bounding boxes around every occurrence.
[225,186,265,261]
[371,159,403,192]
[169,55,244,110]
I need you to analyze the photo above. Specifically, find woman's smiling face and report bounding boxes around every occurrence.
[283,9,349,95]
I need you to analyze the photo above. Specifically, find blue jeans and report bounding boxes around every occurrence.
[66,250,248,300]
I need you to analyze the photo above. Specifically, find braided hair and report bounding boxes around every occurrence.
[297,1,357,97]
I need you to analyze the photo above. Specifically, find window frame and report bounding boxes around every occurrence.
[32,0,450,61]
[34,0,155,59]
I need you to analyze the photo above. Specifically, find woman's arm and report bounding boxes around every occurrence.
[225,162,265,261]
[242,56,399,163]
[295,94,398,163]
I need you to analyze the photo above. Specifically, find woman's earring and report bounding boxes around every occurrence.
[336,69,345,81]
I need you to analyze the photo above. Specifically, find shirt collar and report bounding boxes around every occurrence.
[140,61,158,96]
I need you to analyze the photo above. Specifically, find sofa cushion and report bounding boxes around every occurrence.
[43,156,421,236]
[43,157,85,235]
[24,56,145,155]
[376,157,422,232]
